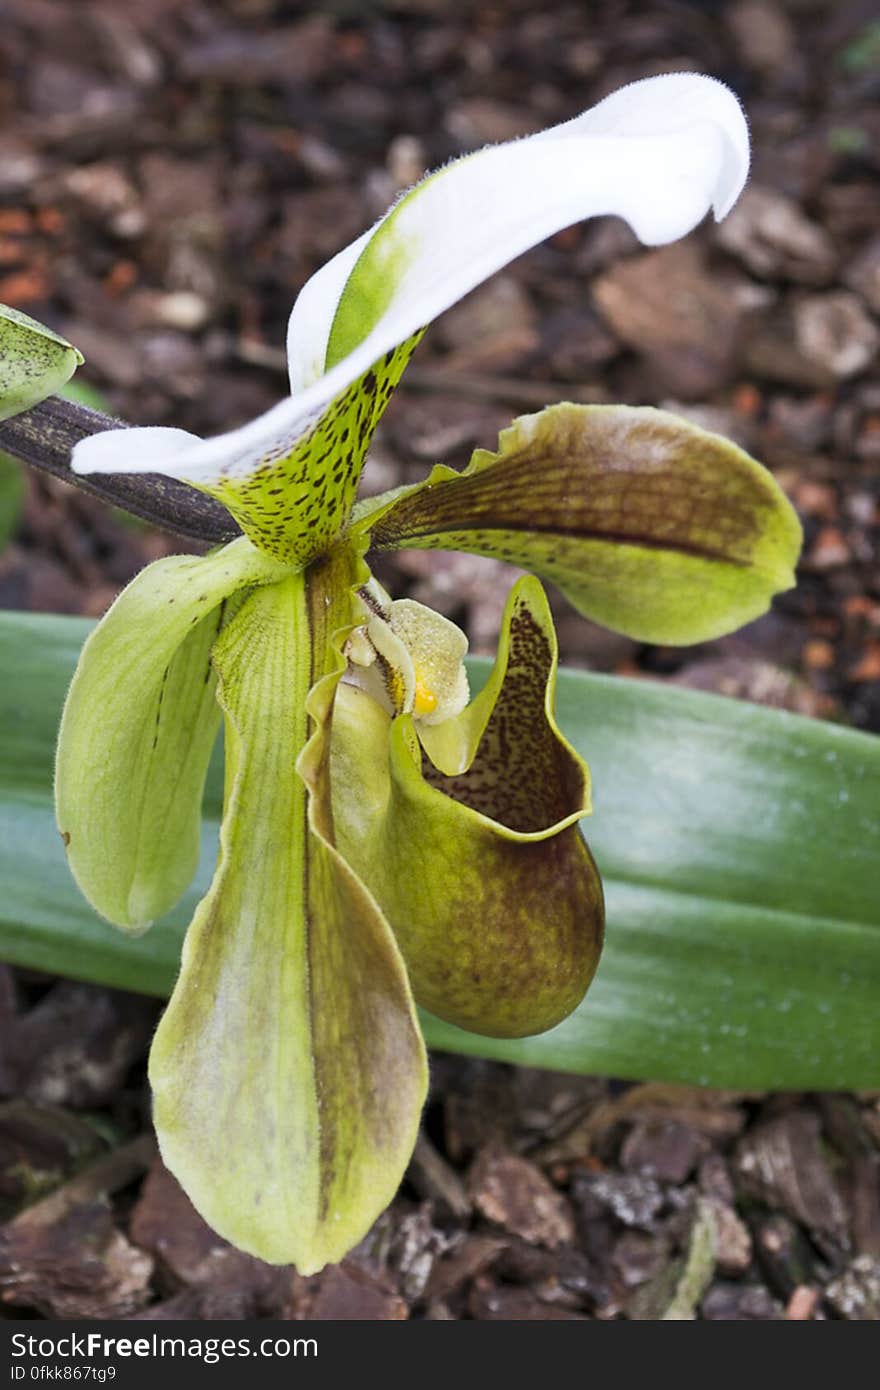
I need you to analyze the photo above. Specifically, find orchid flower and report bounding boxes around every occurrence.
[55,74,801,1272]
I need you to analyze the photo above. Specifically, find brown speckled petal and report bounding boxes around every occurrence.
[202,338,421,563]
[364,403,802,645]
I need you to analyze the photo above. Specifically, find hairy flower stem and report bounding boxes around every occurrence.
[0,394,239,545]
[301,539,365,840]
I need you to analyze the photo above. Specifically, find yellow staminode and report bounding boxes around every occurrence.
[413,675,438,719]
[343,587,469,726]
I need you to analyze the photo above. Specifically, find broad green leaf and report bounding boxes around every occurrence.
[0,611,878,1089]
[0,305,82,422]
[55,537,287,932]
[363,404,802,645]
[331,576,603,1038]
[150,574,425,1270]
[0,455,25,552]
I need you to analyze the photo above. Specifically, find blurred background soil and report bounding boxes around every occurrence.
[0,0,877,1319]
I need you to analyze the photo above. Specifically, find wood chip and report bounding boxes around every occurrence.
[786,1284,820,1319]
[468,1145,575,1248]
[736,1111,850,1251]
[288,1262,408,1321]
[129,1158,289,1316]
[424,1234,508,1301]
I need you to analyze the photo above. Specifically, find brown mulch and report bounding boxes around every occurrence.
[0,0,878,1319]
[0,976,878,1321]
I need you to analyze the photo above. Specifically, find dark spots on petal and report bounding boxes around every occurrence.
[201,332,423,562]
[372,411,769,567]
[151,665,171,751]
[424,598,584,833]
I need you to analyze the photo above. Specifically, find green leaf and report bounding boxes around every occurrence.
[0,305,82,423]
[363,404,802,644]
[1,610,878,1089]
[0,379,108,559]
[55,537,287,932]
[0,454,25,552]
[150,574,426,1270]
[59,378,110,412]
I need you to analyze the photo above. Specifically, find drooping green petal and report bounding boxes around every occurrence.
[363,404,803,645]
[150,565,426,1272]
[332,575,604,1039]
[0,305,82,422]
[55,536,286,933]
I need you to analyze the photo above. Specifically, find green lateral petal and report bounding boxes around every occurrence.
[55,537,285,932]
[0,305,82,422]
[365,404,803,645]
[150,566,426,1271]
[332,575,604,1039]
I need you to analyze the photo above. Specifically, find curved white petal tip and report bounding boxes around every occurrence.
[571,73,749,222]
[72,426,202,476]
[73,73,750,491]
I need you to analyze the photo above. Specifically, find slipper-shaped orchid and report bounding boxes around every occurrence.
[55,74,801,1271]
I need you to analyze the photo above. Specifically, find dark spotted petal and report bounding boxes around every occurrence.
[363,404,802,645]
[71,339,420,565]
